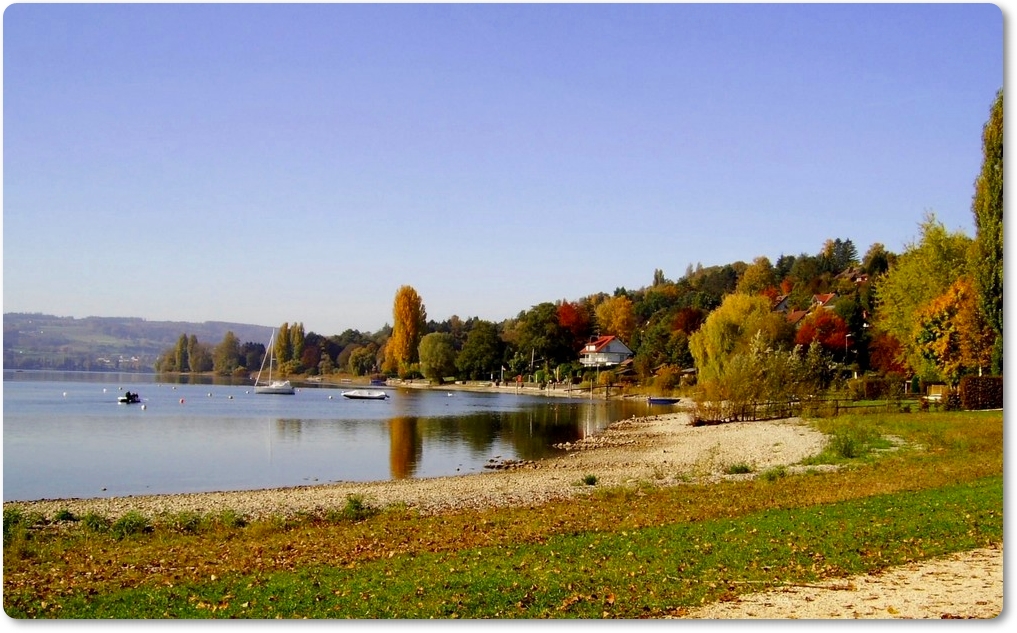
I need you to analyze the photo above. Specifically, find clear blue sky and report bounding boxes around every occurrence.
[2,2,1003,335]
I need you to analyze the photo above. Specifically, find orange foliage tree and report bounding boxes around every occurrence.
[383,285,427,377]
[914,277,995,384]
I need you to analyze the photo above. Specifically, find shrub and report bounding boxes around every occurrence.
[53,509,78,522]
[111,511,152,540]
[81,512,111,534]
[725,463,752,475]
[582,474,598,486]
[760,466,787,482]
[332,494,377,522]
[160,511,203,534]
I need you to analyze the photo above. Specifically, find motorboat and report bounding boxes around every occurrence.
[118,392,141,404]
[341,389,389,400]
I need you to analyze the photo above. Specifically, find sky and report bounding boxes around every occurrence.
[1,2,1005,336]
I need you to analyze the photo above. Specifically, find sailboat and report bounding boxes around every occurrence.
[255,330,295,395]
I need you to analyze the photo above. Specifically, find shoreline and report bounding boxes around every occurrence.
[4,411,819,521]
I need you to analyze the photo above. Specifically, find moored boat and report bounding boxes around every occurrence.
[647,397,681,405]
[342,389,389,400]
[255,329,295,395]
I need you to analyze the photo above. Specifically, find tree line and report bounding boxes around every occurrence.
[157,89,1002,397]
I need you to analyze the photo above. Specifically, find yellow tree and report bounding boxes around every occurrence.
[384,285,427,376]
[594,295,636,342]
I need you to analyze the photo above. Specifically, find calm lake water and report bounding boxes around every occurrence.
[2,371,658,501]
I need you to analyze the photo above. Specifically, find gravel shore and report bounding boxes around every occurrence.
[6,411,825,520]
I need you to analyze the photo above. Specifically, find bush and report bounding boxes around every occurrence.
[959,376,1003,410]
[328,495,377,522]
[53,509,78,522]
[81,512,111,534]
[582,474,598,486]
[725,463,753,475]
[111,511,152,539]
[760,466,787,482]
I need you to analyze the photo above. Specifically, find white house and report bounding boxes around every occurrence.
[579,335,634,368]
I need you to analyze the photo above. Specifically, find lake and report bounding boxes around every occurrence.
[2,371,657,501]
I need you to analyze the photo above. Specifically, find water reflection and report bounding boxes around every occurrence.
[388,417,421,479]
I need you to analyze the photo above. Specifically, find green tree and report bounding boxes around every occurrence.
[873,213,973,379]
[384,285,427,376]
[289,322,305,365]
[689,293,792,384]
[212,331,241,376]
[972,88,1003,374]
[456,320,504,380]
[174,334,189,373]
[348,345,378,376]
[418,332,457,384]
[275,323,292,367]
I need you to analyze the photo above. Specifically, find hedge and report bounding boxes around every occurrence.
[959,375,1003,410]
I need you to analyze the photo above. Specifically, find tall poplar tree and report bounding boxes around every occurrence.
[972,88,1003,374]
[384,285,427,376]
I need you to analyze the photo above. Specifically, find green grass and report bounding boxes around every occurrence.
[3,410,1003,619]
[6,478,1000,618]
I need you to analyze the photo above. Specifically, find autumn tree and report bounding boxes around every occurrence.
[914,277,995,384]
[736,256,777,296]
[594,294,636,343]
[384,285,427,376]
[418,332,457,384]
[971,88,1003,374]
[556,300,592,350]
[794,309,850,361]
[873,213,972,378]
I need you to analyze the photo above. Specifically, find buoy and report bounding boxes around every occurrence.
[103,388,107,393]
[63,392,67,397]
[141,404,146,410]
[207,392,212,397]
[228,395,233,400]
[328,395,333,399]
[180,398,185,404]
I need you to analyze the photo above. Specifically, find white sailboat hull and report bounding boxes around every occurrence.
[255,381,295,395]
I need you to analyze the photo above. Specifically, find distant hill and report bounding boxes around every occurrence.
[3,313,274,372]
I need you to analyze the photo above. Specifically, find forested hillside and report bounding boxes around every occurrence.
[2,314,273,372]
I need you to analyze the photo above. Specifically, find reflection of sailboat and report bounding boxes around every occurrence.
[255,330,295,395]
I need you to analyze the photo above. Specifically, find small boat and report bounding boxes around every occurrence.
[342,389,389,400]
[255,329,295,395]
[647,397,681,405]
[118,391,141,404]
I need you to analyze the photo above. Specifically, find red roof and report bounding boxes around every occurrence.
[582,335,617,353]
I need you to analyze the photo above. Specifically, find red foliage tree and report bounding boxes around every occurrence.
[795,309,849,357]
[671,307,706,335]
[868,331,909,375]
[557,300,591,349]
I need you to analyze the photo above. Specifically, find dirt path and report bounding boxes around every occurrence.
[680,546,1003,619]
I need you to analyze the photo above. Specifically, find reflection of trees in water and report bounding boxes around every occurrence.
[388,417,422,479]
[274,418,304,440]
[401,402,639,463]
